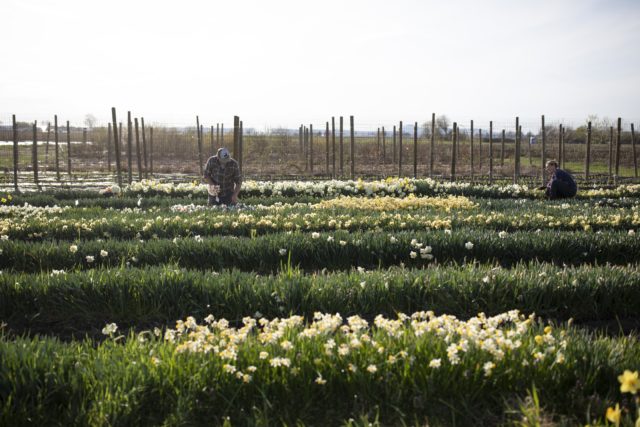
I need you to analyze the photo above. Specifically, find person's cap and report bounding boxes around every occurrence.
[217,147,231,163]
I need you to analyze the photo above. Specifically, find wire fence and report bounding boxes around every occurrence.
[1,112,639,191]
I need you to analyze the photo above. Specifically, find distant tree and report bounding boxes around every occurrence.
[270,127,291,136]
[436,115,450,137]
[582,115,613,144]
[84,114,97,129]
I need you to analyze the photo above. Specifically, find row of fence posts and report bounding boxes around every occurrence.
[372,115,637,185]
[5,110,160,191]
[10,113,80,191]
[110,107,156,187]
[291,114,639,184]
[290,114,639,184]
[9,112,639,191]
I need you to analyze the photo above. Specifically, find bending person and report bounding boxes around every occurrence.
[203,147,242,206]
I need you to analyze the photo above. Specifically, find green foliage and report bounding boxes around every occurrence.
[1,263,640,338]
[2,228,639,274]
[1,315,639,426]
[1,184,639,425]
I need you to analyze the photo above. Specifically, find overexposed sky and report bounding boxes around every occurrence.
[2,0,639,129]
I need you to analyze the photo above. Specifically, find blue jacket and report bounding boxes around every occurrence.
[547,168,577,192]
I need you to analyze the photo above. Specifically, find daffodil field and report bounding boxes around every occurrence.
[1,178,640,426]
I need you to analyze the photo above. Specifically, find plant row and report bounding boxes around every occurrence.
[122,178,640,200]
[2,228,640,274]
[8,178,640,200]
[2,310,639,426]
[2,200,638,242]
[2,263,640,338]
[6,193,324,209]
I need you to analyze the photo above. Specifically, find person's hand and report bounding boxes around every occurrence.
[207,184,220,196]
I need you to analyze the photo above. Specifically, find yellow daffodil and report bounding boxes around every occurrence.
[618,370,640,394]
[606,403,621,426]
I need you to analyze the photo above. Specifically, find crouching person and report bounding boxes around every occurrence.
[544,160,577,199]
[203,147,242,206]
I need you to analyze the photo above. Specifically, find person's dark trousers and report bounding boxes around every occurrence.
[208,193,235,206]
[546,180,576,199]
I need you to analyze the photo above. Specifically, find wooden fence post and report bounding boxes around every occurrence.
[149,127,154,176]
[325,121,330,174]
[528,129,532,166]
[608,126,613,181]
[541,115,546,186]
[66,120,72,177]
[478,129,482,175]
[517,119,523,181]
[560,125,564,169]
[135,118,143,180]
[382,126,386,166]
[303,126,308,172]
[221,124,224,147]
[450,122,457,182]
[127,112,133,184]
[111,107,122,187]
[514,117,520,183]
[470,120,474,181]
[393,125,397,165]
[558,124,563,168]
[309,124,313,175]
[350,116,355,179]
[233,116,239,159]
[216,123,220,150]
[298,125,303,155]
[398,121,403,177]
[32,121,39,186]
[44,122,50,173]
[141,118,148,178]
[585,121,592,181]
[339,116,344,177]
[12,115,19,191]
[632,123,638,178]
[489,121,494,183]
[413,122,418,178]
[107,123,112,172]
[55,115,60,181]
[430,113,435,177]
[239,121,243,174]
[501,129,505,168]
[615,117,622,177]
[377,128,380,162]
[331,117,336,178]
[196,116,203,176]
[210,125,214,157]
[119,122,123,161]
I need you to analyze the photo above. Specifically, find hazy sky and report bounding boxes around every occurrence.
[2,0,639,130]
